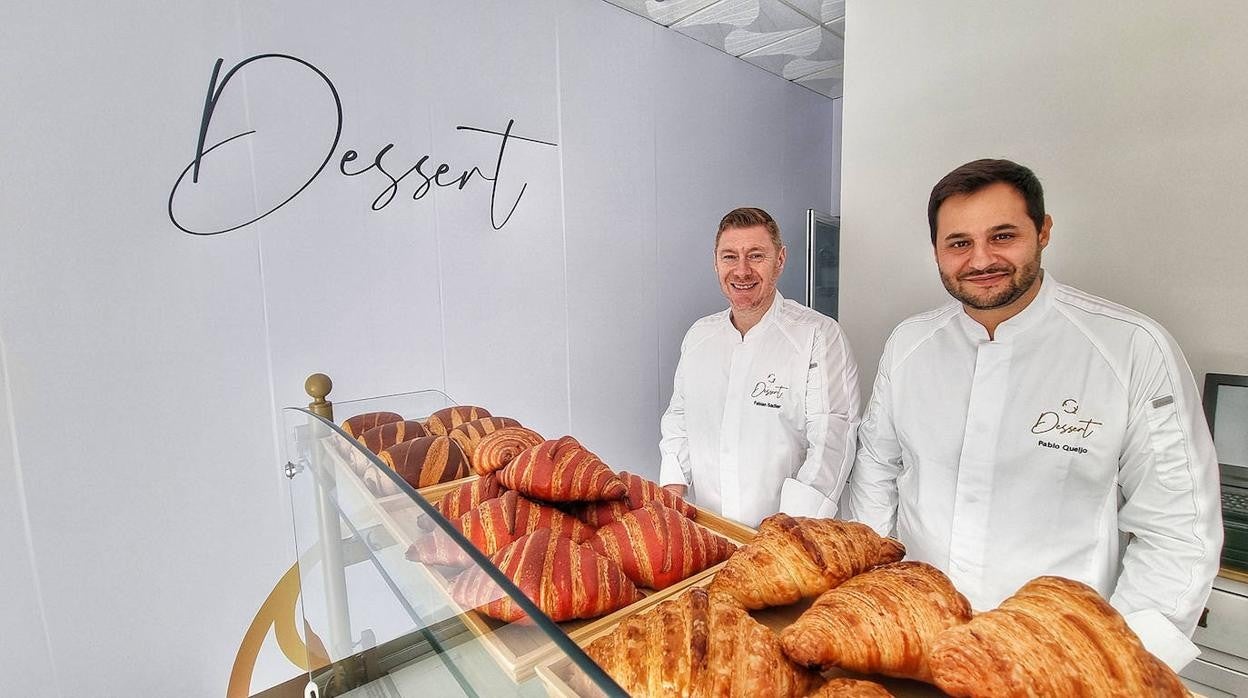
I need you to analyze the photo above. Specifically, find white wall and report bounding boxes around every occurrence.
[840,1,1248,396]
[0,0,835,694]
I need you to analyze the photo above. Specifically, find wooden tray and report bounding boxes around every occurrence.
[535,569,947,698]
[353,457,756,683]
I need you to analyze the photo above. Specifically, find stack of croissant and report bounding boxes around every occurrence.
[340,405,535,495]
[584,510,1187,697]
[399,431,736,625]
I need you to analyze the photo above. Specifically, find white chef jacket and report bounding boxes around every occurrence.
[659,293,861,527]
[848,273,1222,671]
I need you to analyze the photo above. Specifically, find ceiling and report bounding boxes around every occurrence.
[601,0,845,98]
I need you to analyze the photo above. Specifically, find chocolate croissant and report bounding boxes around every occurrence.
[928,576,1187,697]
[380,435,469,488]
[590,502,735,589]
[574,471,697,527]
[424,405,491,436]
[470,426,544,476]
[446,417,522,470]
[358,419,429,454]
[449,529,641,623]
[342,411,403,438]
[498,435,627,502]
[585,586,819,697]
[779,561,972,683]
[709,513,904,610]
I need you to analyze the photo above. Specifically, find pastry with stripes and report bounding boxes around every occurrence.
[590,501,735,589]
[446,417,523,470]
[574,471,697,527]
[358,419,429,454]
[424,405,491,436]
[412,490,595,567]
[380,435,469,488]
[434,473,503,522]
[498,435,627,502]
[448,528,642,622]
[470,426,544,476]
[342,411,403,438]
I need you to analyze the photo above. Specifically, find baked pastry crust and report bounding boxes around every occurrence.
[498,435,627,502]
[575,471,698,527]
[779,561,972,682]
[709,513,904,609]
[805,678,893,697]
[585,586,819,697]
[590,502,735,589]
[424,405,491,436]
[470,425,543,476]
[928,575,1188,698]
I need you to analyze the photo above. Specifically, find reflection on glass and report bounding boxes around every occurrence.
[1213,383,1248,467]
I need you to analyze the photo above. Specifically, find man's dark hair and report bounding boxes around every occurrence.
[927,159,1045,244]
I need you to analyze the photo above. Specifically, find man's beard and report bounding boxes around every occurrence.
[941,255,1042,310]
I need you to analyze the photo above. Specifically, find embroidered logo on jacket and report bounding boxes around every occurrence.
[751,373,788,409]
[1031,398,1103,454]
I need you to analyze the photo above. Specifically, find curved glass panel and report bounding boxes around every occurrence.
[281,392,623,697]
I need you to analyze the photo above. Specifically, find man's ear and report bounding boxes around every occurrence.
[777,244,787,273]
[1039,214,1053,250]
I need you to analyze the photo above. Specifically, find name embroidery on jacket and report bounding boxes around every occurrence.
[750,373,787,409]
[1030,398,1102,454]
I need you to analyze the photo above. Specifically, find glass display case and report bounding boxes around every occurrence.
[280,386,625,697]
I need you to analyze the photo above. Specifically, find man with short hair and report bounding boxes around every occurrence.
[848,159,1222,670]
[659,207,861,527]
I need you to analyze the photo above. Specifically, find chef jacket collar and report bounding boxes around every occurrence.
[956,270,1054,342]
[721,291,784,342]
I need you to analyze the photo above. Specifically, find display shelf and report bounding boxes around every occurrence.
[281,386,627,697]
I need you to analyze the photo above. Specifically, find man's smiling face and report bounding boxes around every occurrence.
[715,224,786,316]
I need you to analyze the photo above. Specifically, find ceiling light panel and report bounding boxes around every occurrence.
[740,25,843,79]
[795,62,843,98]
[599,0,722,26]
[672,0,816,57]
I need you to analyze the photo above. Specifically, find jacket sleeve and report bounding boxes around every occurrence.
[1110,328,1222,671]
[846,352,903,536]
[778,322,861,518]
[658,337,692,488]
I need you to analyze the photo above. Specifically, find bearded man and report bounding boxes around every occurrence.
[658,207,861,528]
[847,159,1221,671]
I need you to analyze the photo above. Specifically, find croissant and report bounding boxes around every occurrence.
[928,576,1187,697]
[424,405,491,436]
[807,679,893,697]
[446,417,522,469]
[590,502,735,589]
[779,561,972,682]
[709,514,904,610]
[498,435,627,502]
[470,426,544,476]
[358,419,429,454]
[434,473,503,522]
[585,586,819,697]
[575,471,698,527]
[449,529,642,622]
[412,490,596,566]
[380,435,469,488]
[342,411,403,438]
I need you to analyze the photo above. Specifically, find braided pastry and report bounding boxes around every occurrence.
[341,411,402,438]
[498,435,627,502]
[585,586,819,697]
[411,490,596,566]
[424,405,491,436]
[709,513,904,610]
[380,435,469,488]
[590,502,735,589]
[779,561,971,682]
[470,426,544,476]
[358,419,429,454]
[449,529,641,622]
[928,576,1187,697]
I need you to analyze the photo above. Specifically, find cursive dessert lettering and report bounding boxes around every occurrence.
[167,53,556,236]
